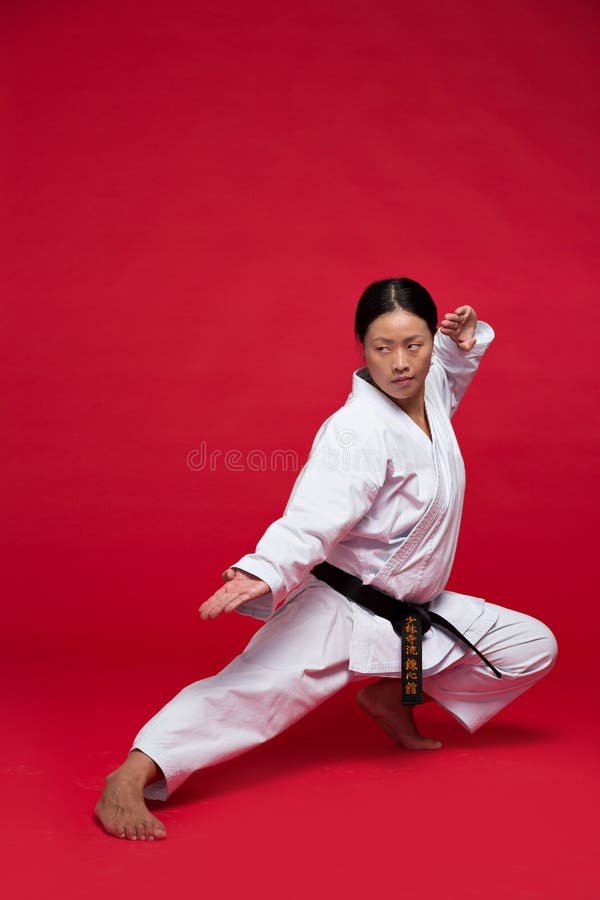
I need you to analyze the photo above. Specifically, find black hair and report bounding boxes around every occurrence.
[354,277,438,343]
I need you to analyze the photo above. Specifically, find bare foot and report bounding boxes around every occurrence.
[356,679,442,750]
[95,750,167,840]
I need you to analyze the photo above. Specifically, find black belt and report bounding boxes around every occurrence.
[311,560,502,706]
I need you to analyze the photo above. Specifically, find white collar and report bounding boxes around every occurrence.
[350,366,436,436]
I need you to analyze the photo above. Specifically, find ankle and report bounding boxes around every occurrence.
[108,751,160,787]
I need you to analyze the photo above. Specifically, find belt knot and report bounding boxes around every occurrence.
[311,560,501,706]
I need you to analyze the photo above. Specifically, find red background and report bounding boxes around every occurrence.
[2,1,599,898]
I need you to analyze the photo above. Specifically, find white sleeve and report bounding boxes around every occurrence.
[430,320,495,416]
[230,406,388,619]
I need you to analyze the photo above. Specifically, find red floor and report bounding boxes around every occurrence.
[3,1,599,897]
[4,643,599,899]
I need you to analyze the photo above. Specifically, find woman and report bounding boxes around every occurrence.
[95,277,557,840]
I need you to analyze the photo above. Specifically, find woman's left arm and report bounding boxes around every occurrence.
[431,305,495,415]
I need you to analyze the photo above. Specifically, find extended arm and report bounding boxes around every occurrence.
[199,407,388,620]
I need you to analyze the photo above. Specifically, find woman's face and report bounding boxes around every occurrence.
[362,308,434,410]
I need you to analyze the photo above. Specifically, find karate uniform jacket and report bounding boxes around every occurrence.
[232,322,500,675]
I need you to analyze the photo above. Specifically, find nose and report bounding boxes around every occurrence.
[392,352,409,372]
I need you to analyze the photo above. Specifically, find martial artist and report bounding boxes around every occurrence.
[95,278,557,840]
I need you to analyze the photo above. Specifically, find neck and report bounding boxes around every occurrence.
[393,389,425,419]
[399,392,431,441]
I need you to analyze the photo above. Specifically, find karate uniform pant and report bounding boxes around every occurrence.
[133,588,558,801]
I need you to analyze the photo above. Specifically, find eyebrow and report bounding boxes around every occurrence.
[370,334,425,343]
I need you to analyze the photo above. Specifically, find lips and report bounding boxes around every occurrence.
[391,377,413,384]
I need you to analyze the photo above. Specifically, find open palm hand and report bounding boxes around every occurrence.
[199,567,270,619]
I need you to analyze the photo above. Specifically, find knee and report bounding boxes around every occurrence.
[541,625,559,672]
[525,621,558,677]
[495,616,558,680]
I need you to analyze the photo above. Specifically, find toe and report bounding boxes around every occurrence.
[153,819,167,840]
[413,736,442,750]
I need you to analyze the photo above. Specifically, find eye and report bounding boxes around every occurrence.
[408,343,422,350]
[376,346,390,352]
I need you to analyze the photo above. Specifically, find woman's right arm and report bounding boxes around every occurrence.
[199,566,272,619]
[199,406,388,620]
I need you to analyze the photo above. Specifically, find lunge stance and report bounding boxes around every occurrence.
[96,277,557,840]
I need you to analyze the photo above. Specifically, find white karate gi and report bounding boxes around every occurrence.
[134,322,558,800]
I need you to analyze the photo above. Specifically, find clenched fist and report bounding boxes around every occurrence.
[439,305,478,351]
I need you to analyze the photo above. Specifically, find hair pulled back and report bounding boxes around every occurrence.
[354,278,438,343]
